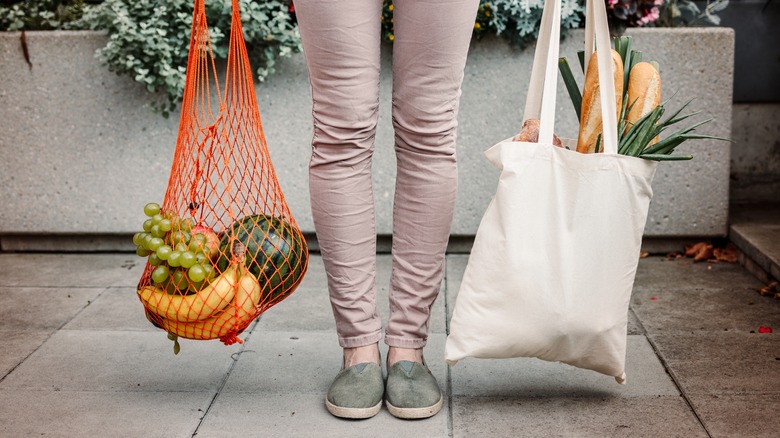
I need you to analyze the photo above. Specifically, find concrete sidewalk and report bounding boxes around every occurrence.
[0,252,778,437]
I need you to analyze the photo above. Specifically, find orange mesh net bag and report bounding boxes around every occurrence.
[133,0,308,351]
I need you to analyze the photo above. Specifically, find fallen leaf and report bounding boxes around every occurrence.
[695,245,713,262]
[684,242,707,257]
[758,281,778,297]
[681,242,736,263]
[640,251,649,259]
[713,244,738,263]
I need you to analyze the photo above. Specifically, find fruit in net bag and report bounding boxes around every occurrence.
[217,214,307,305]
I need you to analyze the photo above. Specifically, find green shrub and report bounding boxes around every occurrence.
[80,0,300,117]
[0,0,99,30]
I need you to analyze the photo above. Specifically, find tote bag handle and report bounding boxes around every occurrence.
[523,0,619,155]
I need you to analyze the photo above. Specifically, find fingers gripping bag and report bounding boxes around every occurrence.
[134,0,308,351]
[444,0,657,384]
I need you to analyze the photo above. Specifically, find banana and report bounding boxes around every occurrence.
[138,265,238,323]
[161,265,261,341]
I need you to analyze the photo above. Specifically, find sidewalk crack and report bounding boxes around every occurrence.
[190,317,259,437]
[642,327,714,438]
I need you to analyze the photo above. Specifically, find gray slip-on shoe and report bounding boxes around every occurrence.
[385,360,443,419]
[325,362,384,419]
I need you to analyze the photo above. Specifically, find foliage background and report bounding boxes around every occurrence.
[0,0,728,115]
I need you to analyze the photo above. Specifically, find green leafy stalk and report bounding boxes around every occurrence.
[639,154,693,161]
[613,36,632,102]
[619,105,661,155]
[559,58,582,120]
[558,35,731,161]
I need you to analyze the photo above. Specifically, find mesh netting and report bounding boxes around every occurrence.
[135,0,308,347]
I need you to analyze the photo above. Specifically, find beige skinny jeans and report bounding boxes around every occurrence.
[294,0,479,349]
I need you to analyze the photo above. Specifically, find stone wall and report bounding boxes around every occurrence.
[0,28,737,250]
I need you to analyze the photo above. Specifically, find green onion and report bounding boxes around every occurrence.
[639,154,693,161]
[557,35,730,162]
[558,58,582,120]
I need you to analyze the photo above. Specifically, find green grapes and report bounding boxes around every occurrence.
[144,203,161,217]
[159,218,172,232]
[168,251,182,267]
[149,253,162,266]
[156,245,172,260]
[151,265,169,283]
[188,264,206,282]
[136,203,222,291]
[148,237,164,251]
[180,251,197,269]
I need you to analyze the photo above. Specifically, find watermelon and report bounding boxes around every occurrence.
[216,214,307,304]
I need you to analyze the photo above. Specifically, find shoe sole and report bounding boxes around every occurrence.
[385,395,443,420]
[325,398,382,419]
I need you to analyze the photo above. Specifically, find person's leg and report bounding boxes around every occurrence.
[386,0,480,363]
[294,0,383,367]
[295,0,385,420]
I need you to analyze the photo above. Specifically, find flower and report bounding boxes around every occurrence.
[607,0,665,34]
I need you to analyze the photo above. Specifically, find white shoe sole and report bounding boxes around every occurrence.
[325,397,382,419]
[385,395,443,420]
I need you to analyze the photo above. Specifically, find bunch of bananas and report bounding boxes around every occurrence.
[138,264,262,350]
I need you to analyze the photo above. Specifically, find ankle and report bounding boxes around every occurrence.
[343,343,380,368]
[387,347,423,366]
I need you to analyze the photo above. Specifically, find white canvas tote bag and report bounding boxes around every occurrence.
[444,0,658,384]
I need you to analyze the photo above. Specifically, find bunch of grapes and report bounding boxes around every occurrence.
[133,203,220,294]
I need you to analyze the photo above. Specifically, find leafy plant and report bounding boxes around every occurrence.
[0,0,100,31]
[656,0,730,27]
[380,1,497,43]
[79,0,300,117]
[486,0,586,48]
[606,0,663,34]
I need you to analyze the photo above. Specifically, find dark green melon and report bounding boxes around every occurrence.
[217,214,308,303]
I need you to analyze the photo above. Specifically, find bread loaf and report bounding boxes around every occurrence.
[512,118,563,147]
[625,61,661,145]
[576,50,623,154]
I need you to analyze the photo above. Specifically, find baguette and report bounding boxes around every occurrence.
[576,50,623,154]
[625,61,661,145]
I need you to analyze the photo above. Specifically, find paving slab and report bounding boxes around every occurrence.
[689,394,780,438]
[0,253,144,288]
[0,286,102,331]
[224,331,447,394]
[63,286,157,332]
[451,395,706,438]
[632,286,780,334]
[445,254,645,335]
[200,331,448,436]
[449,336,678,398]
[633,256,764,292]
[649,332,780,395]
[196,392,447,438]
[0,330,237,392]
[0,389,212,438]
[257,255,447,334]
[0,329,51,377]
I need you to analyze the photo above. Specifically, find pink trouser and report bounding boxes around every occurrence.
[294,0,479,349]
